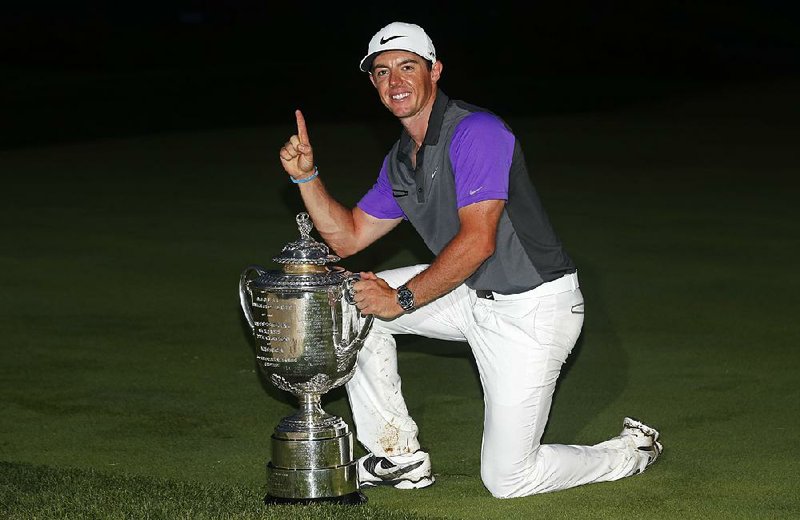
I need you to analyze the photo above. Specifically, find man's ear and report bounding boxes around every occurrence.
[369,73,377,88]
[431,60,443,82]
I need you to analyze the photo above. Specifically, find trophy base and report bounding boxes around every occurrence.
[263,397,365,503]
[264,490,367,506]
[266,460,360,500]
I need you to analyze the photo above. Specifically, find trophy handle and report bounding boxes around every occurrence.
[354,313,374,345]
[239,264,268,330]
[342,275,358,305]
[340,275,374,349]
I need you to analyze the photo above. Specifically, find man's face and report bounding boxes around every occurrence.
[369,50,441,120]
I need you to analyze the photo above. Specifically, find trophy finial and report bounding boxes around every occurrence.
[274,212,339,266]
[297,212,312,240]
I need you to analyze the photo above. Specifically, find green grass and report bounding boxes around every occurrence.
[1,78,799,519]
[0,461,430,520]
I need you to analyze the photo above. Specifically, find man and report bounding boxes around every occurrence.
[278,21,662,498]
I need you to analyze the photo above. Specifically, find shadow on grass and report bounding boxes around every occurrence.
[546,262,629,442]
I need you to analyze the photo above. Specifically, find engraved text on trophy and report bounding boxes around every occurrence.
[252,292,333,373]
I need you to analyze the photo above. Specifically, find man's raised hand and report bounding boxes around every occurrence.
[279,110,316,181]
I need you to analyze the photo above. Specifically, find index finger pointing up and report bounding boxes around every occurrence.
[295,109,310,145]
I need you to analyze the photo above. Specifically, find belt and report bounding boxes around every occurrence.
[475,272,579,301]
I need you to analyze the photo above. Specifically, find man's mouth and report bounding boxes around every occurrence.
[391,92,411,101]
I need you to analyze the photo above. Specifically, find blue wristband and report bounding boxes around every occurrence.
[291,166,319,184]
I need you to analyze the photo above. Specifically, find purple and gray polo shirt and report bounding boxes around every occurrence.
[357,90,575,294]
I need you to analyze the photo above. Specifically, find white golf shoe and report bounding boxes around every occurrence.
[357,450,435,489]
[621,417,663,472]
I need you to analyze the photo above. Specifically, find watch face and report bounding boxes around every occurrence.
[397,285,415,311]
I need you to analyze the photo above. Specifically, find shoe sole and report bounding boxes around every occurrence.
[360,476,435,490]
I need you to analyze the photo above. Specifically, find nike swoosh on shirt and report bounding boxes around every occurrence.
[469,186,484,196]
[380,35,405,45]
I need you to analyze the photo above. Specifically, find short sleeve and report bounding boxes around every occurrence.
[356,156,406,219]
[450,112,515,208]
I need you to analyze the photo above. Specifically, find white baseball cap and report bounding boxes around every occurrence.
[359,22,437,72]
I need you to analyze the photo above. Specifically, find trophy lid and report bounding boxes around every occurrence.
[244,213,349,291]
[273,213,341,267]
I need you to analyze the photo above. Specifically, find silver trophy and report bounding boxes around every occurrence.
[239,213,373,504]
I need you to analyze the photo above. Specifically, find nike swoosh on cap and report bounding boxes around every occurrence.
[380,35,406,45]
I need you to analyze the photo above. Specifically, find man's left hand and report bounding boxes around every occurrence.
[352,272,404,319]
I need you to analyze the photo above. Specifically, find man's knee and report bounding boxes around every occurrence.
[480,454,550,498]
[481,466,528,498]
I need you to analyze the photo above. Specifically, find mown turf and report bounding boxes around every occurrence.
[1,78,798,519]
[0,461,429,520]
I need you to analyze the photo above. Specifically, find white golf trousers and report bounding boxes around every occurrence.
[346,264,645,497]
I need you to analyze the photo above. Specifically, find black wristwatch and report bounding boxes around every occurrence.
[396,284,416,312]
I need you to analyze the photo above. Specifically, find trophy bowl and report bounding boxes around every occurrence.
[239,213,373,504]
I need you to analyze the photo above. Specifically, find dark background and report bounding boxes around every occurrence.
[2,1,799,149]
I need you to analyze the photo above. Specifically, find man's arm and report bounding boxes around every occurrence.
[353,199,504,318]
[279,109,401,257]
[298,182,401,257]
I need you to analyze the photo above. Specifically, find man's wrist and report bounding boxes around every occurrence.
[396,284,415,312]
[291,165,319,184]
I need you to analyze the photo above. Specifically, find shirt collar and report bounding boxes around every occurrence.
[398,89,450,154]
